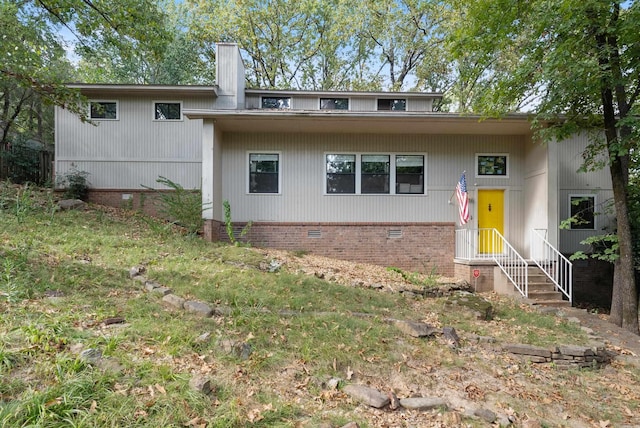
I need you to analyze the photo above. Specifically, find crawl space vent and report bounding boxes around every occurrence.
[388,229,403,238]
[307,230,322,238]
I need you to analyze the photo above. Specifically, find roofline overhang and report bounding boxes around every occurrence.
[66,83,219,97]
[183,109,535,135]
[245,88,443,99]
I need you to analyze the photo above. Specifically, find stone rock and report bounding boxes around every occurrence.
[474,408,497,423]
[184,300,214,317]
[212,306,232,316]
[162,294,186,309]
[129,266,145,278]
[370,283,384,289]
[343,384,390,408]
[150,286,172,296]
[387,390,400,410]
[339,423,360,428]
[503,344,552,358]
[326,378,341,390]
[102,317,125,325]
[444,292,493,320]
[394,320,439,338]
[144,281,162,291]
[558,345,594,357]
[58,199,86,211]
[79,348,102,364]
[189,375,212,395]
[195,332,212,344]
[218,339,252,360]
[442,326,461,348]
[399,397,448,411]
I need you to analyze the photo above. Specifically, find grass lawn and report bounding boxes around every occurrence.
[1,184,639,427]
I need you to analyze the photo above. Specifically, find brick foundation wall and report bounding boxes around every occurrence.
[206,221,456,276]
[84,189,164,217]
[454,263,495,292]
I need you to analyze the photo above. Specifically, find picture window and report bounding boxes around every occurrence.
[476,154,508,177]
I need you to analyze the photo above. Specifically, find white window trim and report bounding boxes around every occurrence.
[260,96,292,109]
[152,100,183,121]
[568,193,597,230]
[89,100,119,121]
[246,151,282,195]
[323,152,427,196]
[475,153,510,178]
[319,97,350,111]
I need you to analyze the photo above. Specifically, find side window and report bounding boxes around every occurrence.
[326,154,356,193]
[320,98,349,110]
[261,97,291,109]
[377,99,406,111]
[89,101,118,120]
[569,195,595,229]
[249,153,279,194]
[396,155,424,194]
[154,102,182,120]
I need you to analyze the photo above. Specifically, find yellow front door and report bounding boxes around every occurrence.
[478,189,504,253]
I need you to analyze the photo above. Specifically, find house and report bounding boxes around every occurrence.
[55,43,614,305]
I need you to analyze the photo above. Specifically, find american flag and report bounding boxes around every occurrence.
[456,172,470,225]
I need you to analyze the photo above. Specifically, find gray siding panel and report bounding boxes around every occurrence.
[55,94,206,189]
[220,133,527,249]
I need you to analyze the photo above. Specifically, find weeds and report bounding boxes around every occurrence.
[144,176,209,235]
[223,199,252,245]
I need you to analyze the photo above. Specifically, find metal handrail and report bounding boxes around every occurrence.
[531,229,573,303]
[455,228,528,297]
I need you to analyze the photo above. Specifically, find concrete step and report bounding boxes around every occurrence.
[528,290,564,301]
[528,282,556,292]
[528,274,553,283]
[530,299,571,307]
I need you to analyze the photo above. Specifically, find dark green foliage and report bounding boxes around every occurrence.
[56,166,90,200]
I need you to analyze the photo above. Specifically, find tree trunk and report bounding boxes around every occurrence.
[608,155,639,333]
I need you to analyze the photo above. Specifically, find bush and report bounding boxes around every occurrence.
[56,166,90,200]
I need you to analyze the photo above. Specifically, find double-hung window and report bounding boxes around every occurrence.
[325,153,425,195]
[361,155,390,194]
[154,101,182,120]
[249,153,280,194]
[396,155,424,194]
[326,154,356,193]
[89,101,118,120]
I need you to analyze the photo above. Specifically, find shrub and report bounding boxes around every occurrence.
[146,176,210,235]
[56,165,90,200]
